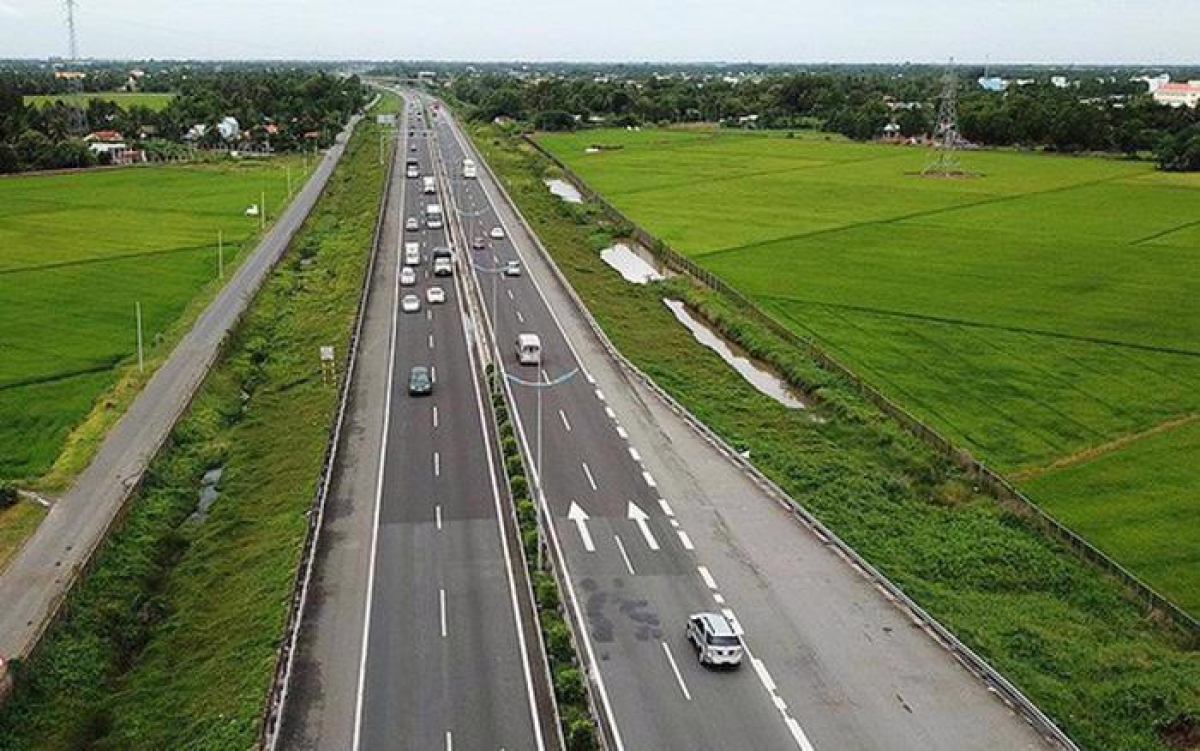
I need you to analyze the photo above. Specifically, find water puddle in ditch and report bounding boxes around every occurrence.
[663,299,808,410]
[189,466,224,523]
[544,178,583,204]
[600,243,670,285]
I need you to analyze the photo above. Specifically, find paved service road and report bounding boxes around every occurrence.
[425,93,1061,751]
[281,94,554,751]
[0,114,362,665]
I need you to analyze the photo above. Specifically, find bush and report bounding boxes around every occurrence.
[510,474,529,498]
[565,715,598,751]
[542,612,572,664]
[0,481,17,509]
[516,498,537,527]
[502,436,519,458]
[553,665,586,706]
[533,571,559,612]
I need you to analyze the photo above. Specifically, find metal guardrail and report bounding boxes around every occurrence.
[467,130,1087,750]
[258,107,396,750]
[523,134,1200,642]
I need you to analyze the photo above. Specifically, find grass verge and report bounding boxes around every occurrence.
[487,368,600,750]
[0,92,396,750]
[469,123,1199,751]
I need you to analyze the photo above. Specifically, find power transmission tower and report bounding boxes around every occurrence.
[924,62,963,177]
[63,0,88,136]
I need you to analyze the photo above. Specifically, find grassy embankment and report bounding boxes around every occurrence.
[0,92,396,750]
[24,92,176,111]
[538,127,1200,616]
[470,124,1198,751]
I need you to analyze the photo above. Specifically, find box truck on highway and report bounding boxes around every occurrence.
[462,159,477,179]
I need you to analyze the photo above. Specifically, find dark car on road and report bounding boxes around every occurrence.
[409,366,433,396]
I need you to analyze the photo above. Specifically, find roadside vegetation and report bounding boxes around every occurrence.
[0,92,395,750]
[466,122,1199,751]
[537,126,1200,615]
[488,369,599,750]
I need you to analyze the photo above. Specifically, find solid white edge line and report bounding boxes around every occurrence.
[443,103,625,751]
[440,114,547,751]
[351,108,406,750]
[613,534,636,576]
[661,642,693,701]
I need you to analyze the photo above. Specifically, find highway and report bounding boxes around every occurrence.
[282,97,554,750]
[423,91,1061,751]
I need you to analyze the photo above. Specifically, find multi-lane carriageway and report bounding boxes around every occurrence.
[281,88,1064,751]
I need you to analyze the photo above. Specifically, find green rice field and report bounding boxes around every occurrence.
[24,92,176,112]
[538,128,1200,613]
[0,156,302,483]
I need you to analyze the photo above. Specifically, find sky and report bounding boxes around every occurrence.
[0,0,1197,64]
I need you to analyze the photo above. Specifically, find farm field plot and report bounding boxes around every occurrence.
[24,92,176,111]
[539,128,1200,612]
[0,157,301,483]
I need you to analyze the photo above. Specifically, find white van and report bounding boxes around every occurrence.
[404,242,421,267]
[516,334,541,366]
[462,159,477,179]
[422,176,436,194]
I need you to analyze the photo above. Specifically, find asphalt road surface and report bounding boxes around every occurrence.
[0,114,361,665]
[281,96,555,751]
[424,93,1060,751]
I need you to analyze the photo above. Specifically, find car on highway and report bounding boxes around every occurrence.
[408,366,432,396]
[471,236,487,250]
[489,226,506,240]
[516,333,541,365]
[426,286,445,304]
[686,613,744,668]
[409,143,417,152]
[400,267,417,286]
[401,294,421,313]
[405,217,419,232]
[503,260,522,277]
[433,257,453,277]
[404,242,421,267]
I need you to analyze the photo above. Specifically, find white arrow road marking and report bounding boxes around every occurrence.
[627,501,660,551]
[568,502,595,552]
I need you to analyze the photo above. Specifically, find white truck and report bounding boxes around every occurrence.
[462,159,477,179]
[403,242,421,267]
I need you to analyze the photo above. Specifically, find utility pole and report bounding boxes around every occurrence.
[218,229,224,280]
[135,301,145,373]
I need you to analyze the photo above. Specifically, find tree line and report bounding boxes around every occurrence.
[0,66,369,174]
[445,70,1200,171]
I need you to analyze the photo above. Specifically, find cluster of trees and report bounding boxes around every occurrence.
[445,68,1199,170]
[0,66,369,173]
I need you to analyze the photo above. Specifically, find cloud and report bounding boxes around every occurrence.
[0,0,22,18]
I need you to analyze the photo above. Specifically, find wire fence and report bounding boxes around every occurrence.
[523,134,1199,641]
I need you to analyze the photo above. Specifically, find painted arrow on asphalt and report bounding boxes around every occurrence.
[627,501,660,551]
[568,501,595,552]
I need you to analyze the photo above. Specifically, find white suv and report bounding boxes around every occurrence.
[686,613,744,668]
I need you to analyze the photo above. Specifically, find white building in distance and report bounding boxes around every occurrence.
[1153,82,1200,108]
